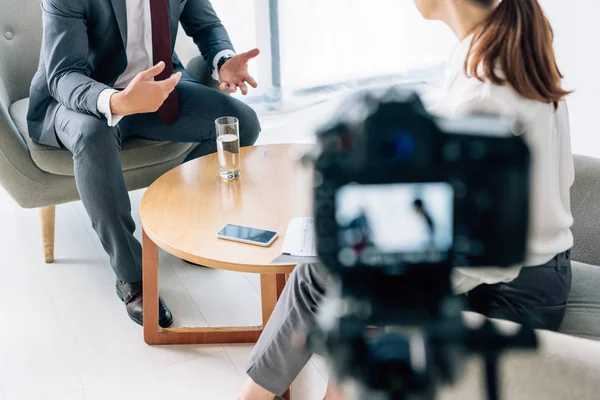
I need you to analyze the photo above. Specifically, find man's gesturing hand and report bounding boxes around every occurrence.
[110,62,182,116]
[218,49,260,95]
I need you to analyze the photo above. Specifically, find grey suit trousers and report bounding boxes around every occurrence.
[54,77,260,283]
[246,263,334,397]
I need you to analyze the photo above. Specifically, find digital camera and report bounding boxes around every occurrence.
[308,88,537,400]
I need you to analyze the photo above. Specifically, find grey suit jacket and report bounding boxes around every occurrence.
[27,0,234,147]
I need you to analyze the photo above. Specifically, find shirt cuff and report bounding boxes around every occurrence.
[211,49,236,82]
[97,89,124,127]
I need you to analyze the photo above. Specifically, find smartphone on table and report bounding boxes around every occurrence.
[216,224,278,247]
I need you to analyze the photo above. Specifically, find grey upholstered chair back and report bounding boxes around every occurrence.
[0,1,45,208]
[0,0,42,104]
[571,155,600,266]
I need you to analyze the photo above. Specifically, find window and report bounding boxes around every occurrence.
[277,0,457,92]
[208,0,597,157]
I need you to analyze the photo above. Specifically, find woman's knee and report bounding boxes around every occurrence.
[293,264,332,304]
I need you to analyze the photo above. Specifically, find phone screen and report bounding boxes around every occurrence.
[217,224,277,244]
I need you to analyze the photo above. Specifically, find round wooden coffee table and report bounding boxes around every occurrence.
[140,144,313,346]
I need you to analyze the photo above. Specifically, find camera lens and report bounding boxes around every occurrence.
[319,237,336,253]
[338,248,358,266]
[469,141,487,159]
[443,141,462,161]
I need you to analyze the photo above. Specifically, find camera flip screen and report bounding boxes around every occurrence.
[335,183,454,265]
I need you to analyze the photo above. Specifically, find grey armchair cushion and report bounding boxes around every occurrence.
[441,312,600,400]
[571,155,600,266]
[559,261,600,340]
[9,98,195,176]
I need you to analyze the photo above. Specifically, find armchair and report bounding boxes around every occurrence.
[0,0,217,263]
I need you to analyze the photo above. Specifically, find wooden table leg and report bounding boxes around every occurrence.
[142,227,263,345]
[276,274,286,298]
[142,229,290,345]
[260,273,287,326]
[142,227,161,345]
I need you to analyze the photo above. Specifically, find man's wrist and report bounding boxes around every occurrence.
[217,55,234,73]
[97,88,124,126]
[109,92,128,116]
[212,49,236,81]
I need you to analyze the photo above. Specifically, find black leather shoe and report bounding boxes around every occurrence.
[116,280,174,328]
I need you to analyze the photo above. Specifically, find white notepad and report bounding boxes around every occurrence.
[272,217,320,264]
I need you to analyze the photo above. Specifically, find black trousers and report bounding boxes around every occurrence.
[468,251,572,331]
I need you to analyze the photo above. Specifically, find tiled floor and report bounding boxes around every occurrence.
[0,105,333,400]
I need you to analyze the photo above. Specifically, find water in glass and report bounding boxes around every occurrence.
[217,133,240,179]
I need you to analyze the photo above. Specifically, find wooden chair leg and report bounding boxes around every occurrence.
[39,205,56,263]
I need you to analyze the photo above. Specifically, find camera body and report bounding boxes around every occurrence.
[309,88,536,399]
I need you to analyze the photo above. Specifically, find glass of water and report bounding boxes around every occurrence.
[215,116,241,180]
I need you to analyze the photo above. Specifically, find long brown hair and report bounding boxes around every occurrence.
[466,0,570,108]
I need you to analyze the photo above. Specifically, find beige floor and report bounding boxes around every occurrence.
[0,106,334,400]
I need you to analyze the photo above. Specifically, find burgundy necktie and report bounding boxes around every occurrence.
[149,0,180,125]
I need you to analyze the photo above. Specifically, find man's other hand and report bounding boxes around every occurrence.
[110,62,182,116]
[219,48,260,95]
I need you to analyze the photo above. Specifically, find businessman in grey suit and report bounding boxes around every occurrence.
[27,0,261,327]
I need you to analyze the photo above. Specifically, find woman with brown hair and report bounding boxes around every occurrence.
[237,1,574,399]
[415,0,574,331]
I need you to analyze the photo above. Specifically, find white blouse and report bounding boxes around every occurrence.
[437,37,575,294]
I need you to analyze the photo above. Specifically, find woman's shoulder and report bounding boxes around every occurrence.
[447,73,548,122]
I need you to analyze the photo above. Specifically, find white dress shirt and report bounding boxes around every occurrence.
[97,0,235,126]
[437,36,575,294]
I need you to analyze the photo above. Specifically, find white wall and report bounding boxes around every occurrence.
[541,0,600,157]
